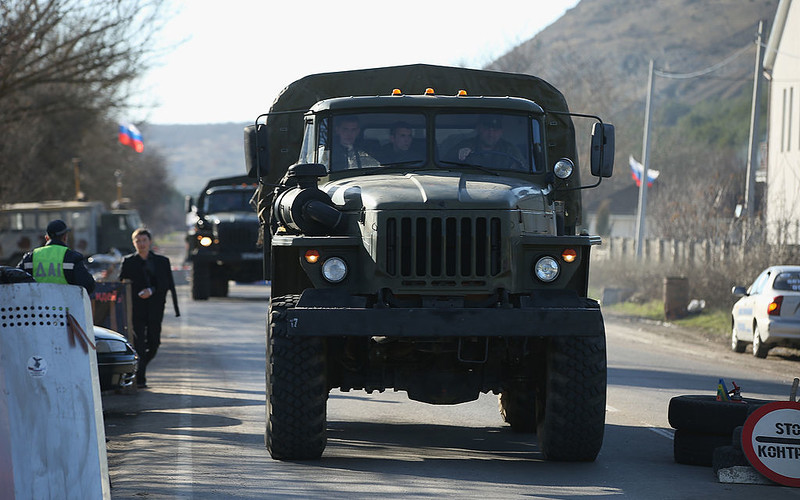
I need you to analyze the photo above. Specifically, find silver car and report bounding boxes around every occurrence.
[731,265,800,358]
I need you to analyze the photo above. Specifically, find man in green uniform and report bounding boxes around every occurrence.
[18,219,96,294]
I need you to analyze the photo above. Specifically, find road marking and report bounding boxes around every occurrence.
[175,311,194,496]
[649,427,675,440]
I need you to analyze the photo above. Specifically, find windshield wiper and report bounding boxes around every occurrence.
[438,160,500,176]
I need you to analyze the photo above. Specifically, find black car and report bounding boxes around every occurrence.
[94,326,138,391]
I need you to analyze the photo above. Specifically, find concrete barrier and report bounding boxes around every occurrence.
[0,283,110,499]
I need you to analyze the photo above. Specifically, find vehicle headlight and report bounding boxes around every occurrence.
[534,256,560,282]
[553,158,574,179]
[199,235,213,247]
[95,338,129,353]
[321,257,347,283]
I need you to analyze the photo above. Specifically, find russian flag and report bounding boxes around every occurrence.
[630,155,659,187]
[119,122,144,153]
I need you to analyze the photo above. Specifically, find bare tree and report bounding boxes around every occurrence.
[0,0,166,122]
[0,0,180,231]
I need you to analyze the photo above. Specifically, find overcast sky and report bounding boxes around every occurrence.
[132,0,580,125]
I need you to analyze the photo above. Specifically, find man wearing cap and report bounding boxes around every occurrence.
[18,219,96,294]
[448,115,524,170]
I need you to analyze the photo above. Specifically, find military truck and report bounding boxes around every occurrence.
[0,200,142,265]
[185,175,261,300]
[244,64,614,461]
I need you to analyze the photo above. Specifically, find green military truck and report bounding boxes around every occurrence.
[244,64,614,461]
[185,175,261,300]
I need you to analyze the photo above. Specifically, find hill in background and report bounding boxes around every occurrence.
[144,122,248,196]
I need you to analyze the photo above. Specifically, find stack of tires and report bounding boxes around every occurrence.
[668,395,770,468]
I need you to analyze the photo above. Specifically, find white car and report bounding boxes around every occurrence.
[731,265,800,358]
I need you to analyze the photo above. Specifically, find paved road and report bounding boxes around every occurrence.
[102,283,800,499]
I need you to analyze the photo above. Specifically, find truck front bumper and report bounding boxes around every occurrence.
[285,289,604,337]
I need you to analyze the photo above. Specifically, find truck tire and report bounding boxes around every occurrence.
[499,389,536,433]
[210,267,229,298]
[668,395,749,435]
[191,263,210,301]
[535,334,607,461]
[266,295,327,460]
[673,428,730,466]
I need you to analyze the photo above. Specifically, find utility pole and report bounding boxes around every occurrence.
[635,59,655,259]
[744,20,765,224]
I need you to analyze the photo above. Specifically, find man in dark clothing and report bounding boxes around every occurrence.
[18,219,96,294]
[118,228,179,388]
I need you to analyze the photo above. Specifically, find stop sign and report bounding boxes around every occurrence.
[742,401,800,487]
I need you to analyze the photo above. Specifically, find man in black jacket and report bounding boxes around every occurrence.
[119,228,180,388]
[18,219,96,294]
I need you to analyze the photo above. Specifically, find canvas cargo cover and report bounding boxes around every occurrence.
[254,63,581,226]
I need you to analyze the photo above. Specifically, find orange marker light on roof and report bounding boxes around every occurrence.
[305,250,320,264]
[392,88,402,95]
[425,88,435,95]
[457,90,468,96]
[561,248,577,263]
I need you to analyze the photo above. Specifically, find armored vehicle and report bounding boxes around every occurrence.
[185,175,261,300]
[245,64,614,461]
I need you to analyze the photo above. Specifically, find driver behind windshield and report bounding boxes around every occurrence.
[446,115,524,170]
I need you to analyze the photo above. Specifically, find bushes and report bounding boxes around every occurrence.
[590,241,800,312]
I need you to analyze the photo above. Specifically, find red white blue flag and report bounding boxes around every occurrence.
[630,155,659,187]
[118,122,144,153]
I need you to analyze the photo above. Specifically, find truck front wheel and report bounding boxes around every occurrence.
[535,334,607,461]
[266,294,328,460]
[191,263,210,300]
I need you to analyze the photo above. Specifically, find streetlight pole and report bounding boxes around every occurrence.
[744,20,765,225]
[635,59,655,259]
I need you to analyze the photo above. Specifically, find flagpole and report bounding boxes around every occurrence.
[635,59,655,259]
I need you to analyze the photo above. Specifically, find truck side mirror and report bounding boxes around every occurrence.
[244,124,269,177]
[184,195,193,214]
[590,123,614,178]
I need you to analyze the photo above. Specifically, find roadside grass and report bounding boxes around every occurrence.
[602,299,730,338]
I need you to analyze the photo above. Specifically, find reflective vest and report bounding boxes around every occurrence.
[31,245,70,284]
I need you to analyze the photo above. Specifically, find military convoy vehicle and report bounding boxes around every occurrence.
[244,64,615,461]
[0,200,142,265]
[185,175,261,300]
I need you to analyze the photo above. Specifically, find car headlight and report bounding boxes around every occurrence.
[553,158,574,179]
[95,338,129,353]
[534,256,560,282]
[321,257,347,283]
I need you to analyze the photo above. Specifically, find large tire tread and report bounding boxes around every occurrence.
[267,294,327,460]
[536,335,607,462]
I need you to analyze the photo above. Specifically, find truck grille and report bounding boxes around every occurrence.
[384,216,503,278]
[216,222,259,252]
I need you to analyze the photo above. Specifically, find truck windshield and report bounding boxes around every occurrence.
[204,189,254,213]
[316,113,426,172]
[435,113,541,173]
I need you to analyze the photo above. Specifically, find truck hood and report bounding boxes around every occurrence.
[322,171,549,211]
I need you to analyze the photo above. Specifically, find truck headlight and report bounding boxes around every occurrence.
[534,256,560,282]
[199,235,213,247]
[553,158,574,179]
[321,257,347,283]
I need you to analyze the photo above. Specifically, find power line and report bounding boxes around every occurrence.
[654,44,754,80]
